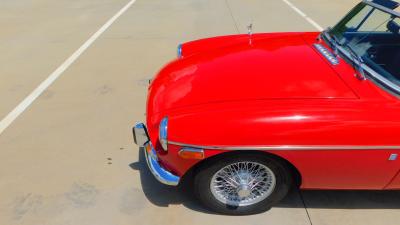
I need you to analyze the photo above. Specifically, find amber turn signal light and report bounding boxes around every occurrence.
[178,148,204,159]
[145,143,152,154]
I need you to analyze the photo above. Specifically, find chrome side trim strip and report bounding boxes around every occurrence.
[169,141,400,150]
[180,147,204,152]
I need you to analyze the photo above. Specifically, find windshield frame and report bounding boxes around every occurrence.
[322,0,400,95]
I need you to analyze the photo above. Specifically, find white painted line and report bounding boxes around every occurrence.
[0,0,136,135]
[281,0,324,31]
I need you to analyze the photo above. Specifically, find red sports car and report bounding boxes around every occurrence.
[133,0,400,215]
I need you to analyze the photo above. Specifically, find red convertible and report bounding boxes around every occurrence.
[133,0,400,215]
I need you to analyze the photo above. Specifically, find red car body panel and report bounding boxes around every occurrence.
[386,171,400,189]
[146,32,400,190]
[158,147,400,190]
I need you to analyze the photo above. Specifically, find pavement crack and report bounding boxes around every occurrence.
[299,190,314,225]
[225,0,240,34]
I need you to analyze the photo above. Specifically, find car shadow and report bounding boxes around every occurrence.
[130,147,400,213]
[129,147,214,214]
[292,189,400,209]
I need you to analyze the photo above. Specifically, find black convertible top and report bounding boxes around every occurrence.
[366,0,400,17]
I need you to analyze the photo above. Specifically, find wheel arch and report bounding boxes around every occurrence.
[181,150,302,187]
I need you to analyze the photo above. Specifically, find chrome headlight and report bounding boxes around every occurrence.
[159,117,168,151]
[177,44,182,58]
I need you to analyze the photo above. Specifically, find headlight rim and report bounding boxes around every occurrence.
[159,117,168,151]
[177,44,182,58]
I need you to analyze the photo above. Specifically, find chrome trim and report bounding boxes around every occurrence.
[389,153,398,161]
[247,23,253,45]
[314,44,339,65]
[177,44,183,58]
[144,142,180,186]
[210,161,276,206]
[169,141,400,150]
[133,122,180,186]
[362,64,400,94]
[159,117,168,151]
[180,147,204,153]
[133,123,150,146]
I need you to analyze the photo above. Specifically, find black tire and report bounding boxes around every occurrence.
[194,153,293,215]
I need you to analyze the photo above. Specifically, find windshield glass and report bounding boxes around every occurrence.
[329,2,400,87]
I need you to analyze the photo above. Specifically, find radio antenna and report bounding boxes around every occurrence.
[247,22,253,45]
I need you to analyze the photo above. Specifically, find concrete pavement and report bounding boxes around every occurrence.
[0,0,399,225]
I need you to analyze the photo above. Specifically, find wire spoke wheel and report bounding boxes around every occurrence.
[210,161,276,206]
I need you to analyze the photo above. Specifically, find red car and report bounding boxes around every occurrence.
[133,0,400,215]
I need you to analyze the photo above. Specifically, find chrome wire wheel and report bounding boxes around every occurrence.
[210,161,276,207]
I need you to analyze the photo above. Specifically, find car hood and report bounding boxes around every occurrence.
[148,33,357,114]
